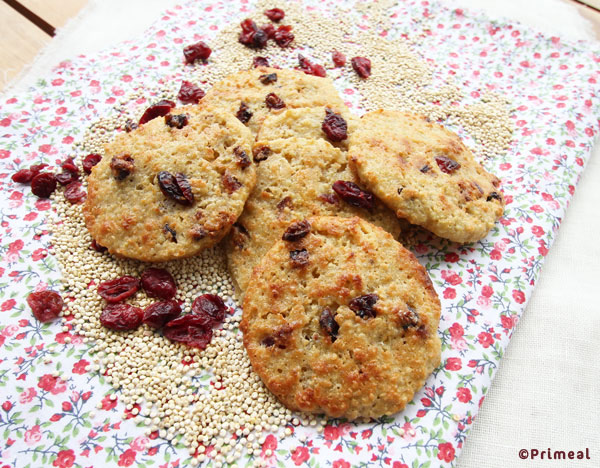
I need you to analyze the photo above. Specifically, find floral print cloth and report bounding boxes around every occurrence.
[0,0,599,467]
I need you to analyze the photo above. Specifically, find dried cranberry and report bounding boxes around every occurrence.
[61,157,78,174]
[222,173,242,193]
[157,171,194,205]
[234,146,251,169]
[139,100,175,125]
[240,18,257,34]
[435,155,461,174]
[282,220,311,241]
[12,169,34,184]
[100,303,143,331]
[332,50,346,67]
[397,305,420,329]
[297,55,326,77]
[420,164,431,173]
[487,192,502,202]
[265,93,285,110]
[236,102,253,124]
[31,173,57,198]
[265,8,285,21]
[351,56,371,78]
[110,155,135,180]
[332,180,374,211]
[261,24,275,39]
[318,193,339,205]
[253,146,271,163]
[252,56,270,68]
[141,268,177,300]
[165,114,189,129]
[177,80,205,104]
[276,196,292,212]
[273,25,294,47]
[259,73,278,84]
[164,224,177,243]
[64,182,86,204]
[143,300,181,329]
[91,239,107,252]
[183,41,212,64]
[191,294,226,327]
[319,308,339,342]
[124,120,138,132]
[56,170,79,186]
[98,276,140,303]
[30,163,48,175]
[27,290,63,323]
[238,20,268,49]
[290,248,309,267]
[231,223,249,249]
[349,294,379,319]
[82,154,102,174]
[322,108,348,142]
[163,314,213,349]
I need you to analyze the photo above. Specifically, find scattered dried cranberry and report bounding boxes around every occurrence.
[397,305,420,329]
[222,173,242,193]
[61,157,78,174]
[98,276,140,303]
[177,80,205,104]
[252,56,270,68]
[273,25,294,47]
[234,146,251,169]
[236,102,253,124]
[487,192,502,202]
[231,223,249,249]
[318,193,339,205]
[56,170,79,186]
[297,55,326,77]
[349,293,379,319]
[332,50,346,67]
[265,93,285,110]
[435,155,461,174]
[261,24,276,39]
[141,268,177,300]
[143,300,182,329]
[282,220,311,242]
[240,18,257,33]
[157,171,194,205]
[64,182,86,204]
[12,169,35,184]
[259,73,278,84]
[322,108,348,142]
[332,180,374,211]
[82,154,102,174]
[289,248,309,267]
[253,146,271,163]
[91,239,107,252]
[100,303,143,331]
[31,173,57,198]
[238,19,268,48]
[351,56,371,78]
[165,113,189,129]
[164,224,177,243]
[110,154,135,180]
[27,290,63,323]
[183,41,212,64]
[139,100,175,125]
[319,308,339,342]
[264,8,285,21]
[30,163,49,175]
[192,294,226,328]
[163,314,213,349]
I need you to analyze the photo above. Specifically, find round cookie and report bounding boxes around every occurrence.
[348,110,504,243]
[199,67,346,134]
[84,107,255,262]
[225,137,403,295]
[241,216,441,419]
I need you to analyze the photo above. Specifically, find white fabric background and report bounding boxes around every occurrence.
[4,1,599,466]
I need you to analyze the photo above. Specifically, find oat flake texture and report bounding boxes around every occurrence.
[0,0,599,467]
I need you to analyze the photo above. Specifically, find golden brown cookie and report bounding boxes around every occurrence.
[224,137,403,296]
[199,67,346,134]
[241,216,441,419]
[84,107,255,262]
[348,110,504,243]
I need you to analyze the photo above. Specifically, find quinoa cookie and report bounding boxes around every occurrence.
[84,107,255,262]
[225,137,403,295]
[348,110,504,243]
[241,216,441,419]
[199,67,347,134]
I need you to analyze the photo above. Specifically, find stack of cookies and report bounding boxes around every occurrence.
[84,66,504,419]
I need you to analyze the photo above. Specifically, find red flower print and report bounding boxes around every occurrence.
[291,446,310,465]
[39,144,56,154]
[147,447,158,456]
[81,391,92,401]
[361,429,373,439]
[449,322,463,338]
[51,78,65,86]
[324,425,341,440]
[118,449,137,466]
[0,118,11,127]
[2,401,12,412]
[420,397,432,407]
[19,387,37,404]
[50,413,62,421]
[512,289,526,304]
[490,249,502,260]
[481,285,493,297]
[62,401,72,412]
[32,248,47,261]
[445,357,462,371]
[457,387,472,403]
[444,252,459,263]
[478,332,494,348]
[38,373,58,392]
[333,461,350,468]
[1,299,16,311]
[393,463,409,468]
[501,315,517,330]
[53,449,75,468]
[0,150,10,159]
[100,395,118,411]
[72,359,90,375]
[531,225,544,237]
[446,273,462,285]
[435,386,445,396]
[416,409,427,417]
[261,434,277,456]
[24,212,38,221]
[443,288,456,299]
[437,442,455,463]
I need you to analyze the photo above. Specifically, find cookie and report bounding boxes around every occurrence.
[84,107,255,262]
[225,137,403,295]
[199,67,346,134]
[256,106,359,150]
[348,110,504,243]
[241,215,441,419]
